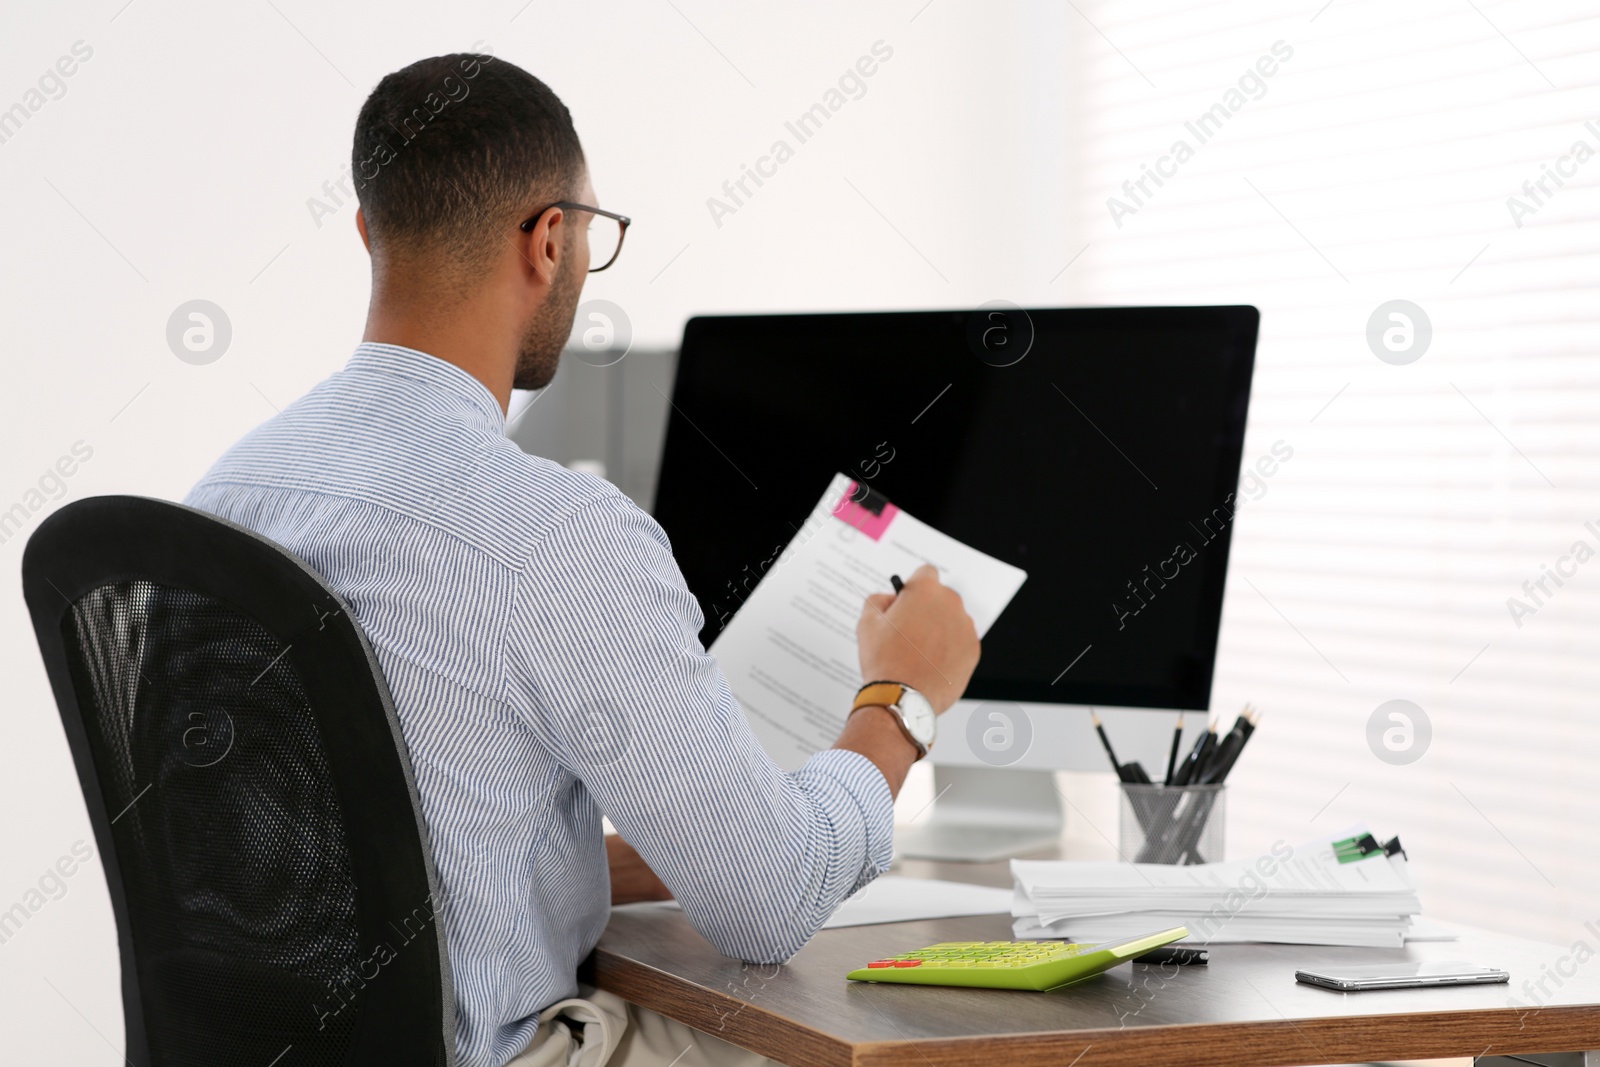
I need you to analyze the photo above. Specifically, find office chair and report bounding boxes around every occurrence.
[22,496,455,1066]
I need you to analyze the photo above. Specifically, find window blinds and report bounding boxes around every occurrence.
[1063,0,1600,943]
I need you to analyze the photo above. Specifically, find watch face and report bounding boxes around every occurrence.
[896,689,937,747]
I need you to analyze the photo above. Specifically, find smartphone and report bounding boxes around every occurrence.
[1295,961,1510,992]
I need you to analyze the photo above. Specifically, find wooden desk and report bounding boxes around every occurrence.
[587,857,1600,1067]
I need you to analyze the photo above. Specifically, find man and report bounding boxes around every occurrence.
[186,52,979,1067]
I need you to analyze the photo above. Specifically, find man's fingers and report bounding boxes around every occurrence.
[863,592,896,614]
[906,563,940,586]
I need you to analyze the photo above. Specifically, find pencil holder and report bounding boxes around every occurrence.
[1118,784,1225,865]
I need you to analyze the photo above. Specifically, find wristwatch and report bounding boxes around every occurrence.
[851,681,936,759]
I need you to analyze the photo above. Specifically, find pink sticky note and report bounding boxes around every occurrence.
[831,481,898,541]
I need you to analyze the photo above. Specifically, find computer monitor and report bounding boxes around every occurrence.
[652,306,1259,859]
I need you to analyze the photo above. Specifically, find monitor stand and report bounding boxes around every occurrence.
[895,765,1063,862]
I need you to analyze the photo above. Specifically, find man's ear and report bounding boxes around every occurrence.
[518,205,566,287]
[355,208,371,253]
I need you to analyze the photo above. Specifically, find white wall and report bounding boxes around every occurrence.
[0,1,1072,1058]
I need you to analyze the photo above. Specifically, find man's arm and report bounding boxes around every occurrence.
[512,494,978,961]
[601,565,977,904]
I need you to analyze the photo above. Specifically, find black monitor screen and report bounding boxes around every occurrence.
[652,306,1258,711]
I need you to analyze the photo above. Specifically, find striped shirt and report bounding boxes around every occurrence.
[185,342,893,1067]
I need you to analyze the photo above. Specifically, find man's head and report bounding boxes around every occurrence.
[352,52,590,390]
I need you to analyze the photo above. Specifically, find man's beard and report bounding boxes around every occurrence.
[513,257,584,391]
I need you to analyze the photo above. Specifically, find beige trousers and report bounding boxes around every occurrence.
[505,986,783,1067]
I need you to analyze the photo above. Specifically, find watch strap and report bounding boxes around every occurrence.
[851,681,926,758]
[852,681,907,715]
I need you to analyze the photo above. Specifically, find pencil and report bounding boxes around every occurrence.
[1163,713,1185,787]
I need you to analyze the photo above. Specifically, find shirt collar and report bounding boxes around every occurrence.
[345,342,506,433]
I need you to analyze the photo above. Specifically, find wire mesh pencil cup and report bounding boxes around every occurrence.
[1119,783,1225,865]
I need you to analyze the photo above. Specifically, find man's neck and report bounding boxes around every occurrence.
[362,287,517,414]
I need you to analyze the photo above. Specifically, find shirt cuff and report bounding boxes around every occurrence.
[795,748,896,897]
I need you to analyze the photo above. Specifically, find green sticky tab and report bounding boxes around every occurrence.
[1332,833,1381,863]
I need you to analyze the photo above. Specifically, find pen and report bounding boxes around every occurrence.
[1200,708,1242,784]
[1194,719,1221,781]
[1163,713,1185,787]
[1138,946,1208,966]
[1199,708,1246,785]
[890,574,904,594]
[1090,711,1122,775]
[1170,720,1202,785]
[1173,718,1216,786]
[1202,706,1259,785]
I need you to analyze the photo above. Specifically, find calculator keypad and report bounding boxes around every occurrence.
[862,941,1082,971]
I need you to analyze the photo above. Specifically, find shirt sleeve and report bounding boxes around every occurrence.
[505,490,894,962]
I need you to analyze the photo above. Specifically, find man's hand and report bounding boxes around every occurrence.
[837,565,980,797]
[606,833,673,904]
[856,564,980,713]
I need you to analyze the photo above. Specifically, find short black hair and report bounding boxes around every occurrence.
[352,52,584,274]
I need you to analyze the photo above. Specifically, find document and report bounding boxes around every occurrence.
[710,472,1028,771]
[821,876,1015,929]
[642,875,1014,929]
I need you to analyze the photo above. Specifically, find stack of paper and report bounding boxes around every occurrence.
[1012,828,1423,947]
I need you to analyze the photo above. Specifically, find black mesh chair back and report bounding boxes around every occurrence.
[22,496,455,1066]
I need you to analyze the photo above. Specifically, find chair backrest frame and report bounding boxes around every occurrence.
[22,495,456,1066]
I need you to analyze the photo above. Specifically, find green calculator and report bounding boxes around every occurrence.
[845,927,1188,991]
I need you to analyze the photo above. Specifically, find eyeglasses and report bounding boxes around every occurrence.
[519,202,631,272]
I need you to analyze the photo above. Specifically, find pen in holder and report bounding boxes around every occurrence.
[1119,783,1225,865]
